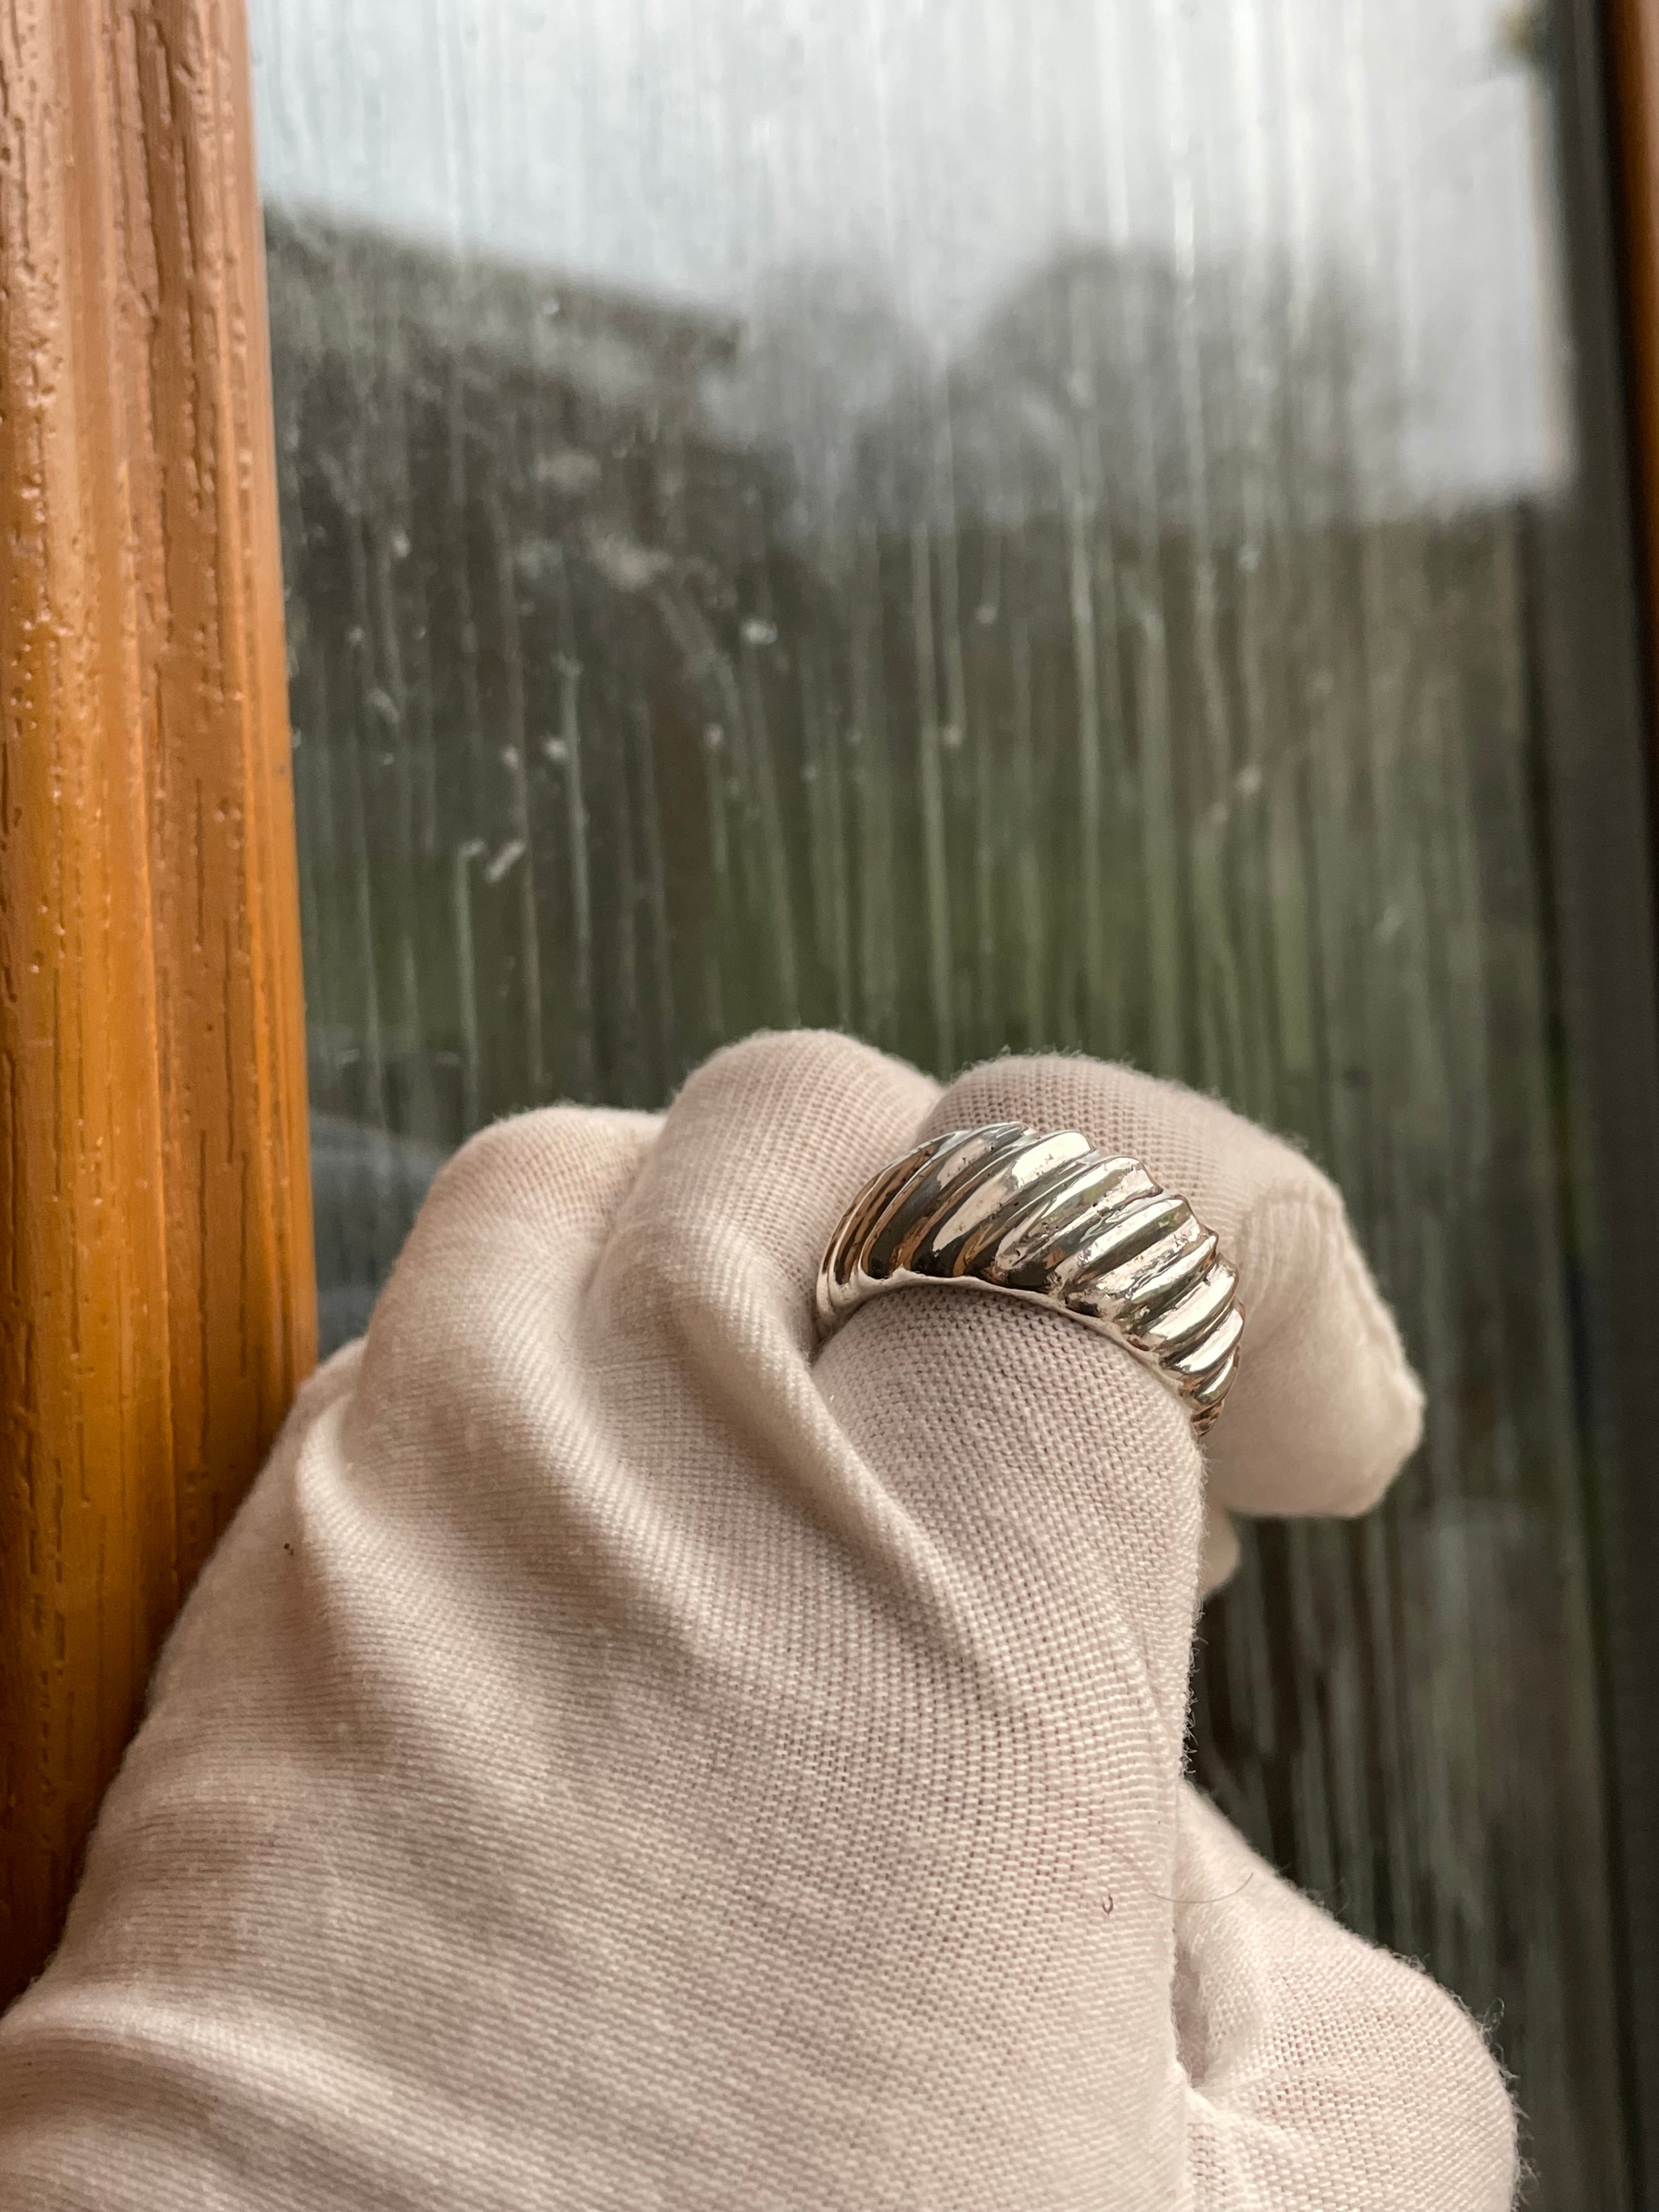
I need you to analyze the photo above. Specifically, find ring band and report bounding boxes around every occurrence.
[815,1123,1243,1437]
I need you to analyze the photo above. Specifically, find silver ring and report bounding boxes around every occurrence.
[815,1123,1243,1438]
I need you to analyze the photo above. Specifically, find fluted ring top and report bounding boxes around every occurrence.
[815,1122,1243,1437]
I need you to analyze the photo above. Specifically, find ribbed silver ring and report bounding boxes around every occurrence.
[815,1123,1243,1438]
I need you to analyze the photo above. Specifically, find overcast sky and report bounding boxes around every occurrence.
[248,0,1562,506]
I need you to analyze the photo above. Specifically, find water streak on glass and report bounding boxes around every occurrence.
[252,0,1624,2198]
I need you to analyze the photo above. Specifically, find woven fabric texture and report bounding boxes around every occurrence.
[0,1033,1516,2209]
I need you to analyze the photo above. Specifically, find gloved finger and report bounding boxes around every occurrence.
[341,1099,664,1470]
[927,1056,1425,1517]
[347,1030,938,1550]
[1174,1785,1517,2210]
[778,1041,1243,2192]
[606,1025,940,1337]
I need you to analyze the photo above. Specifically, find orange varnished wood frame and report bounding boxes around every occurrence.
[0,0,315,2003]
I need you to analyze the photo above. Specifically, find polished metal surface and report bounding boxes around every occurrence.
[816,1123,1242,1437]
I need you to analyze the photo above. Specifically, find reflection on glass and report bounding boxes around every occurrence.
[252,1,1626,2200]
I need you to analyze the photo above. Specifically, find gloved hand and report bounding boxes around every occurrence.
[0,1032,1517,2210]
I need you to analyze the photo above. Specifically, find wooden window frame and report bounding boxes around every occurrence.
[0,0,314,2004]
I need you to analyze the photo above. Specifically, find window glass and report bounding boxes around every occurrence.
[251,2,1634,2198]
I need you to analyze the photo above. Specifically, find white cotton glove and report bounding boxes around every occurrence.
[0,1032,1516,2210]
